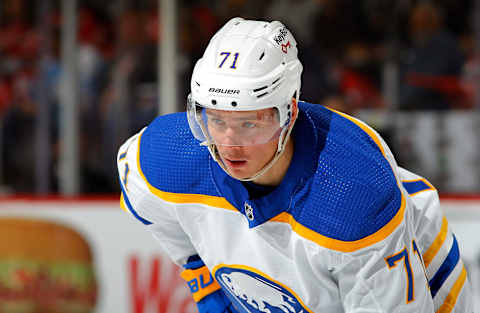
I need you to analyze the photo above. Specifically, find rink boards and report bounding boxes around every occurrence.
[0,197,478,313]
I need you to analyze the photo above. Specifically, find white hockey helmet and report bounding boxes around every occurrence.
[187,17,303,180]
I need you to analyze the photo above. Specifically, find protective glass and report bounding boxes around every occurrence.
[187,95,284,147]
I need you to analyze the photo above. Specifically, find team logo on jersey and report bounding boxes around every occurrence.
[244,203,254,220]
[214,265,311,313]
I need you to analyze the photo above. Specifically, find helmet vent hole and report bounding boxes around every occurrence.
[271,77,281,85]
[195,81,200,87]
[253,85,268,92]
[257,92,268,98]
[234,21,241,26]
[211,100,217,105]
[259,51,265,61]
[231,101,238,107]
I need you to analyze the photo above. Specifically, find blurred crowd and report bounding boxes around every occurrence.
[0,0,477,194]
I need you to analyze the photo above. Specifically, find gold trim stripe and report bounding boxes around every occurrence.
[120,194,127,212]
[271,193,406,252]
[423,216,449,268]
[436,265,467,313]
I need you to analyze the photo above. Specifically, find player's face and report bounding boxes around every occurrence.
[205,108,280,179]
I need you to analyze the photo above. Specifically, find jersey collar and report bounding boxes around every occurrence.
[210,105,319,228]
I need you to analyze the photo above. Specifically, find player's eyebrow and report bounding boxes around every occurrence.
[205,111,262,121]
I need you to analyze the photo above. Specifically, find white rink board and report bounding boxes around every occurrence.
[0,199,478,312]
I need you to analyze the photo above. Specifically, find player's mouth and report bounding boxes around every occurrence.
[224,158,248,169]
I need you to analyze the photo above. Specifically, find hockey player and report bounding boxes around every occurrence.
[117,18,472,312]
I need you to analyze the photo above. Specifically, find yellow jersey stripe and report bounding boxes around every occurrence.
[135,130,238,212]
[270,194,406,252]
[423,216,449,268]
[120,194,128,212]
[436,265,467,313]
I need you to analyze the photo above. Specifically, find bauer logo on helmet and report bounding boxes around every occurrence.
[208,88,241,95]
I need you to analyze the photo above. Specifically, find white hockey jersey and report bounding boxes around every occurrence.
[117,101,472,313]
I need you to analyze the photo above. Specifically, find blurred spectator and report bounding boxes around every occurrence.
[459,31,480,109]
[0,75,13,116]
[266,0,324,46]
[399,3,466,110]
[302,40,384,114]
[2,65,57,192]
[177,5,219,103]
[0,0,48,192]
[216,0,271,23]
[299,44,337,105]
[336,41,385,112]
[96,8,159,190]
[0,0,33,117]
[310,0,369,60]
[75,6,116,193]
[300,0,385,112]
[0,0,478,194]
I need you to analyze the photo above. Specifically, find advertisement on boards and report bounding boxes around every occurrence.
[0,198,478,312]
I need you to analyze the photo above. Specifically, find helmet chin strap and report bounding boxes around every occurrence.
[206,117,297,182]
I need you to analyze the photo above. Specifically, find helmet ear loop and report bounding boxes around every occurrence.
[277,98,298,152]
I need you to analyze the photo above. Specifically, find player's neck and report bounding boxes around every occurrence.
[252,138,294,187]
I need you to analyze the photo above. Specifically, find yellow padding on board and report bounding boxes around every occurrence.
[180,266,221,302]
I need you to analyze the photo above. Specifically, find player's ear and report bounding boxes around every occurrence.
[290,97,299,123]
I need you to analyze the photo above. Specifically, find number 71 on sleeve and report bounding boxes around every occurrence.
[385,240,425,304]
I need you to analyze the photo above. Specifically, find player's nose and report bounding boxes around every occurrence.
[221,127,242,146]
[219,144,245,157]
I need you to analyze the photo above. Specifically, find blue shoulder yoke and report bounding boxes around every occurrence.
[139,112,220,197]
[290,102,403,241]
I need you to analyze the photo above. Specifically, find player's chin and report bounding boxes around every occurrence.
[228,170,251,180]
[223,162,256,179]
[225,164,250,178]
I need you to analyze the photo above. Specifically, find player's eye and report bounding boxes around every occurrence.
[242,121,256,129]
[211,118,225,127]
